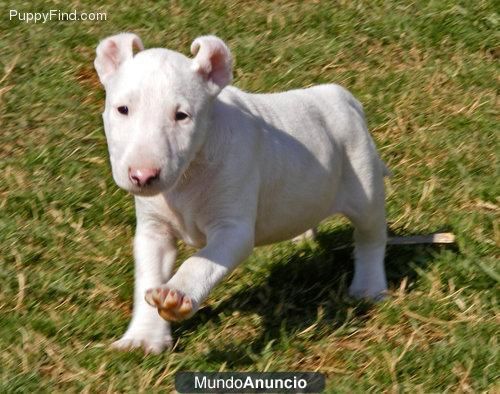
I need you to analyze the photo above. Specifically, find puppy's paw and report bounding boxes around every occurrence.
[348,285,388,301]
[110,333,173,354]
[145,287,196,321]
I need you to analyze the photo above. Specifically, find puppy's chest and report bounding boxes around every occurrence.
[145,193,206,248]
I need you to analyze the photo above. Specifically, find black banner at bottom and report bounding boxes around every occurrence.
[175,372,325,393]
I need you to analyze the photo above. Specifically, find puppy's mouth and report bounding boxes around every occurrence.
[127,184,164,197]
[117,156,192,197]
[123,173,178,197]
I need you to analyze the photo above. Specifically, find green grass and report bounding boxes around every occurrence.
[0,0,498,392]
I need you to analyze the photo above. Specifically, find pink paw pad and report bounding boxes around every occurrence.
[145,287,194,321]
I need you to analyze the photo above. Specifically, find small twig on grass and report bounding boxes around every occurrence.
[15,272,25,310]
[327,232,456,251]
[388,232,456,245]
[0,55,19,85]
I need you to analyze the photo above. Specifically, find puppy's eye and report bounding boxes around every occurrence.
[117,106,129,115]
[175,111,189,121]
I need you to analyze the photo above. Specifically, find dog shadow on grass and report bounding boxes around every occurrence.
[174,226,455,367]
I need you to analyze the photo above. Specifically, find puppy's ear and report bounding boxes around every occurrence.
[190,36,232,95]
[94,33,143,85]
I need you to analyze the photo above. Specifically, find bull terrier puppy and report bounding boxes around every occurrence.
[94,33,388,354]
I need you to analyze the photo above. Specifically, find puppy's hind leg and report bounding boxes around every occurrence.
[348,214,387,300]
[341,172,388,300]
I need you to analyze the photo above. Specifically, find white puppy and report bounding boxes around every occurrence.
[94,33,388,354]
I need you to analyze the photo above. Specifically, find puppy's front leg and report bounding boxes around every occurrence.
[111,222,177,354]
[145,221,254,321]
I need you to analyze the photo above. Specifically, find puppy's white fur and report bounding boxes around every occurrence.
[95,33,388,354]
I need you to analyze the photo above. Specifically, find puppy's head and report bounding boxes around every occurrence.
[94,33,232,196]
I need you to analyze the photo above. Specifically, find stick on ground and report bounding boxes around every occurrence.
[388,232,456,245]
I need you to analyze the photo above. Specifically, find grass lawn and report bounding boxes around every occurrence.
[0,0,498,392]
